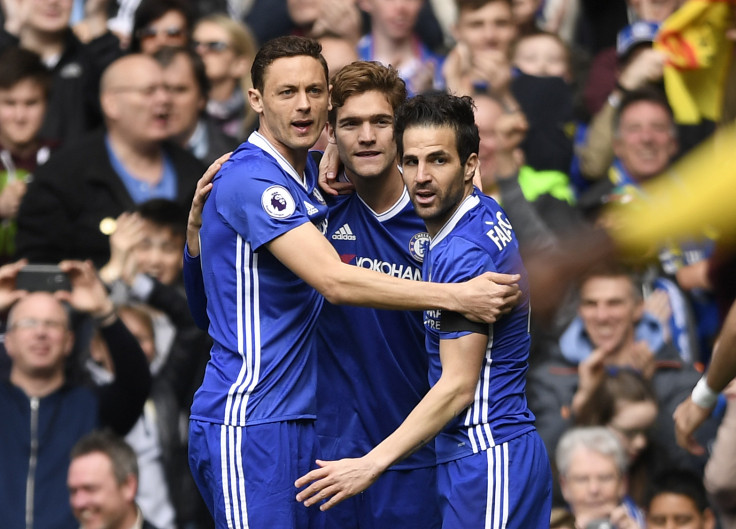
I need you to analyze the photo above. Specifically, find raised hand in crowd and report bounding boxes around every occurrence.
[494,110,528,178]
[73,0,112,42]
[0,258,27,311]
[1,0,32,35]
[309,0,362,42]
[618,48,666,92]
[99,212,147,285]
[55,260,115,319]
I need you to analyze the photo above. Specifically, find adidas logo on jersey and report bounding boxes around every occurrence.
[331,223,356,241]
[304,201,318,216]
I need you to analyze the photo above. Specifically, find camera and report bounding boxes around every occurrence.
[16,264,71,293]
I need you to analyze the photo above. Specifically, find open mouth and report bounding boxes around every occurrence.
[414,189,435,205]
[153,110,169,125]
[292,120,313,134]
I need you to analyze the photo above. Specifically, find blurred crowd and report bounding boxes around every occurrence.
[0,0,733,528]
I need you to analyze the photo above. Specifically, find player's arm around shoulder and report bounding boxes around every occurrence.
[266,224,521,322]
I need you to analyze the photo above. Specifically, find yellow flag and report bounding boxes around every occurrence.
[654,0,735,124]
[607,122,736,253]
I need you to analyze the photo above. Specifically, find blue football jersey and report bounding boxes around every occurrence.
[423,191,536,463]
[316,185,435,470]
[190,132,329,426]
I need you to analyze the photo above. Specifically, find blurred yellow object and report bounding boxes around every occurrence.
[607,122,736,252]
[655,0,735,124]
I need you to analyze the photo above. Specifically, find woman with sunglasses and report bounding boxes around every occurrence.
[192,14,258,141]
[130,0,195,54]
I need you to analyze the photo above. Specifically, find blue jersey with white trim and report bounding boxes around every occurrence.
[190,132,329,426]
[316,185,435,470]
[424,190,535,463]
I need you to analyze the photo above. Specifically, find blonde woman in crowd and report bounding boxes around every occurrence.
[192,14,258,141]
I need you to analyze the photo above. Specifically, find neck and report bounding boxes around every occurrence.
[348,164,404,214]
[107,130,164,184]
[0,138,40,160]
[426,185,474,237]
[209,78,238,102]
[10,369,65,398]
[172,121,199,148]
[257,127,308,178]
[114,505,141,529]
[19,27,66,62]
[371,31,414,65]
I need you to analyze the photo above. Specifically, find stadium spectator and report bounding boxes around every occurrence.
[0,47,55,263]
[527,266,719,472]
[15,54,203,267]
[0,0,123,143]
[645,468,716,529]
[68,430,158,529]
[357,0,444,95]
[193,14,257,141]
[556,426,645,529]
[0,259,150,529]
[154,46,239,164]
[129,0,194,54]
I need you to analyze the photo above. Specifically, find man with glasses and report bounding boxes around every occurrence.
[0,259,151,529]
[16,54,204,268]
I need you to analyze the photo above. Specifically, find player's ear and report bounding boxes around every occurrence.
[327,83,332,112]
[464,153,479,184]
[248,88,263,114]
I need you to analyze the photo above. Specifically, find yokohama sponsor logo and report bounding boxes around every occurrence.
[355,257,422,280]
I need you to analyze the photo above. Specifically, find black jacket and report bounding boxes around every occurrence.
[16,130,205,268]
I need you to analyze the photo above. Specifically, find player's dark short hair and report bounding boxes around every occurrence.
[328,61,407,127]
[251,36,328,93]
[0,47,51,97]
[394,93,480,166]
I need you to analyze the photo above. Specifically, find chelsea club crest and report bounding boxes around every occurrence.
[409,232,429,263]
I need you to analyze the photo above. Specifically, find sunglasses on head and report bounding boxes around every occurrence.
[193,40,230,52]
[137,26,185,40]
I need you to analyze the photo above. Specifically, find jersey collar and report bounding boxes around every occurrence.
[429,193,480,249]
[249,131,309,191]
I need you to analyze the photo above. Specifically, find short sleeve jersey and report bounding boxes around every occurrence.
[190,132,329,426]
[423,191,536,463]
[316,185,435,470]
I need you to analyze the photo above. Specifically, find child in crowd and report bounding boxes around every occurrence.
[0,47,55,263]
[512,31,572,82]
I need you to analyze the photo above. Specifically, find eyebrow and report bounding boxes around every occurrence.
[426,149,451,160]
[337,113,393,125]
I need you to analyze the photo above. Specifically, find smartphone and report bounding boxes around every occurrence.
[16,264,71,292]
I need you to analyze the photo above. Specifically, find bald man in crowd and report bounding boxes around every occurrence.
[16,54,204,267]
